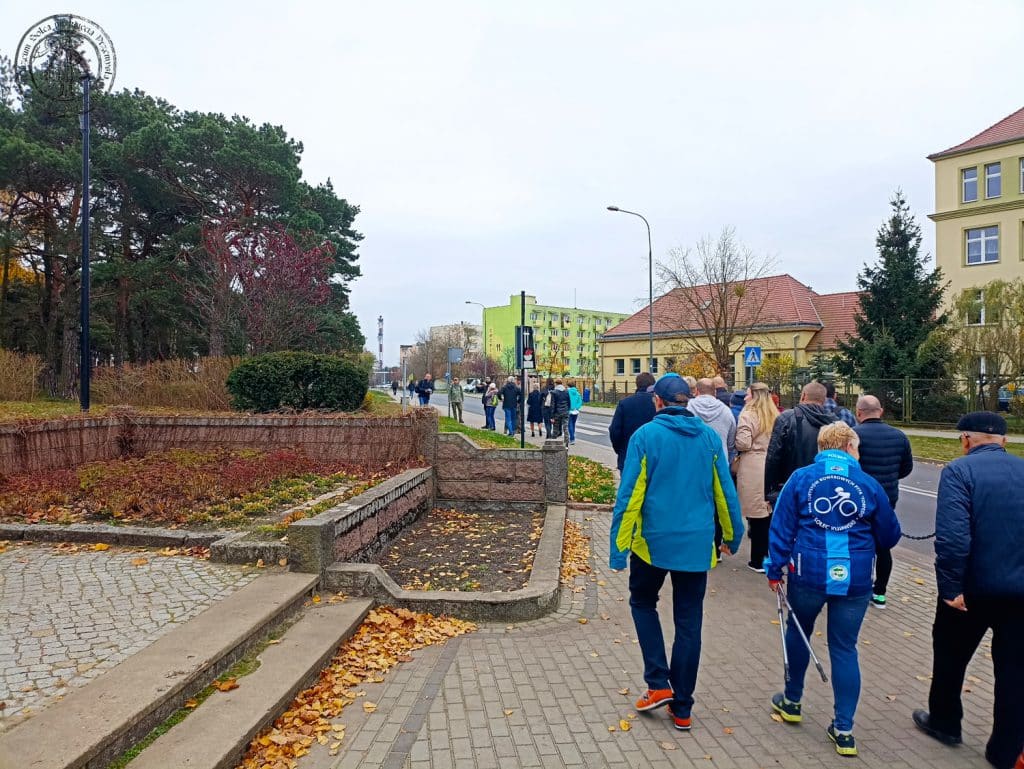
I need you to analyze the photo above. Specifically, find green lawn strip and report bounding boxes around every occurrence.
[438,417,522,448]
[908,435,1024,464]
[584,401,615,409]
[106,625,284,769]
[568,456,616,504]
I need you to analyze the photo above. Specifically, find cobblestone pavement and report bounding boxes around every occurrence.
[308,509,997,769]
[0,543,259,728]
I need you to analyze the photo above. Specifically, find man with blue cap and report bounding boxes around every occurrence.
[913,411,1024,769]
[610,373,744,732]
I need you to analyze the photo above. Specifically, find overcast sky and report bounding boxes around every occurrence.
[6,2,1024,364]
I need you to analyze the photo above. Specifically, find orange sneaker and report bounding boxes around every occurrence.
[667,704,692,731]
[635,688,673,712]
[1015,752,1024,769]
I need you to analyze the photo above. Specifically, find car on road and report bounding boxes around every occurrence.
[462,378,488,393]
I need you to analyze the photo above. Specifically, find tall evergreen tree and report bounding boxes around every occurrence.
[837,191,946,383]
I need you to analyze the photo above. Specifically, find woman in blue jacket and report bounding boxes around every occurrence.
[567,378,584,445]
[766,422,901,758]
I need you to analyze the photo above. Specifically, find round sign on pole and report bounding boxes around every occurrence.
[16,14,117,108]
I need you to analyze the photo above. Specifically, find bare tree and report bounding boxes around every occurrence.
[657,227,775,375]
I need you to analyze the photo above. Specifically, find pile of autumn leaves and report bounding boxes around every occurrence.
[236,607,475,769]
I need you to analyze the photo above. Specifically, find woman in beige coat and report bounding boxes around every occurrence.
[734,382,778,573]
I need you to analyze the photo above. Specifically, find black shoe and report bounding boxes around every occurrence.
[912,709,962,746]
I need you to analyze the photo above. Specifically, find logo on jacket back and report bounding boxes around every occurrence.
[806,475,867,532]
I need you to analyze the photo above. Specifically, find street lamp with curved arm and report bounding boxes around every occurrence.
[465,300,487,379]
[607,206,654,374]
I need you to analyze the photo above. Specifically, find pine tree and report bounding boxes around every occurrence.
[837,191,946,384]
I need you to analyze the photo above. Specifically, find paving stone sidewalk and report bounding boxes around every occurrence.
[311,509,996,769]
[0,543,259,728]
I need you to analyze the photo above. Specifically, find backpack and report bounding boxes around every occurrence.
[543,391,552,408]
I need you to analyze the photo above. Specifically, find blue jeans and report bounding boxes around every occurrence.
[628,553,707,717]
[783,583,869,732]
[484,406,496,430]
[417,394,429,406]
[568,413,578,442]
[503,407,517,435]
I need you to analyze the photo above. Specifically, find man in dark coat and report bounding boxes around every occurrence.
[499,376,522,436]
[853,394,913,608]
[713,375,732,408]
[415,374,433,405]
[549,379,571,442]
[913,412,1024,769]
[763,381,838,505]
[609,372,656,471]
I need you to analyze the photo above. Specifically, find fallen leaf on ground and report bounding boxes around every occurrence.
[503,709,514,716]
[770,713,784,723]
[363,701,377,713]
[278,558,288,567]
[92,543,110,551]
[914,578,926,585]
[770,620,780,626]
[184,699,198,709]
[267,639,281,645]
[131,557,148,566]
[659,741,677,750]
[255,558,265,568]
[619,719,631,731]
[311,594,321,604]
[578,618,588,625]
[608,725,616,732]
[617,688,630,696]
[216,678,239,692]
[723,727,734,734]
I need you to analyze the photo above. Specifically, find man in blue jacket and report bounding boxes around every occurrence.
[608,372,656,471]
[853,394,913,608]
[766,422,901,758]
[610,373,744,732]
[913,412,1024,769]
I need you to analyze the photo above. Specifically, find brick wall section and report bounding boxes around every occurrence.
[0,410,437,475]
[433,434,567,506]
[287,468,434,575]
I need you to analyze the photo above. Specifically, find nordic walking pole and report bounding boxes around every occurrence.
[779,584,828,683]
[776,588,790,683]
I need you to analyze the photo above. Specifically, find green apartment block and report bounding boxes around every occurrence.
[480,295,629,377]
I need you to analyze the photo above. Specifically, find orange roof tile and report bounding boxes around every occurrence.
[808,291,862,350]
[928,106,1024,160]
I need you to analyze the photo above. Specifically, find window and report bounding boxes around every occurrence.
[615,359,624,375]
[967,290,986,325]
[605,317,613,325]
[563,329,570,337]
[630,358,642,374]
[577,315,585,324]
[985,162,1001,198]
[577,330,584,338]
[530,311,538,321]
[562,314,571,323]
[962,167,978,202]
[650,358,659,374]
[966,226,999,264]
[1020,157,1024,193]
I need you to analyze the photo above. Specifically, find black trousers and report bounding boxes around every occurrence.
[927,597,1024,768]
[746,515,771,569]
[873,546,893,595]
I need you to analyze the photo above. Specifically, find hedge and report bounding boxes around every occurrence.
[226,352,369,412]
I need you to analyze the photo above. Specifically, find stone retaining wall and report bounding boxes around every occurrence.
[287,468,434,575]
[0,410,437,475]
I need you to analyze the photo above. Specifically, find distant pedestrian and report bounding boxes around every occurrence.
[567,378,583,445]
[689,378,736,462]
[823,381,856,427]
[550,379,571,442]
[526,382,544,437]
[542,377,556,438]
[913,412,1024,769]
[713,375,732,408]
[415,373,433,406]
[610,373,743,732]
[483,382,499,430]
[391,380,399,397]
[734,382,777,572]
[729,390,746,422]
[766,422,901,758]
[609,372,656,472]
[764,381,838,507]
[448,377,465,423]
[499,376,521,436]
[852,394,912,609]
[407,377,416,402]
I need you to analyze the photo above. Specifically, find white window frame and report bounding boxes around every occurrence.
[962,167,978,202]
[1020,157,1024,193]
[985,162,1001,199]
[630,358,642,374]
[649,358,659,374]
[965,226,999,265]
[966,289,986,326]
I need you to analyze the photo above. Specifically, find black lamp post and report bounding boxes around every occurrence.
[607,206,654,374]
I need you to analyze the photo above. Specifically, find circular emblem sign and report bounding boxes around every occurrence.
[15,15,117,102]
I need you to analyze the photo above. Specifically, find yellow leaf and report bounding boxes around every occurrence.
[363,701,377,713]
[770,713,784,723]
[255,558,265,568]
[914,578,926,585]
[330,741,342,751]
[331,723,346,733]
[578,618,588,625]
[659,740,678,750]
[312,594,322,604]
[770,620,780,625]
[617,688,630,696]
[92,543,110,551]
[278,558,288,567]
[723,727,734,735]
[216,678,239,692]
[503,709,514,716]
[619,719,631,731]
[184,699,198,709]
[608,725,616,732]
[131,557,148,567]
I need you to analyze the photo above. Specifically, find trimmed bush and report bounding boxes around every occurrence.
[913,393,968,424]
[226,352,369,412]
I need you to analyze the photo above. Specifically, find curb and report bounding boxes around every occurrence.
[0,522,229,549]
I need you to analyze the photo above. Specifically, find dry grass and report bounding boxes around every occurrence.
[92,357,238,411]
[0,350,43,401]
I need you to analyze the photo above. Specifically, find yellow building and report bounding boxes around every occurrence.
[928,106,1024,302]
[599,274,860,393]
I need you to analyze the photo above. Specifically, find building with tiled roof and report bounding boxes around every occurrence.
[598,274,862,392]
[928,106,1024,304]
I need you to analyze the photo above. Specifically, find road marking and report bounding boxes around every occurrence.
[574,425,606,436]
[899,485,937,499]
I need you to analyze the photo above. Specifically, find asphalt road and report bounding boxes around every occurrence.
[425,390,939,556]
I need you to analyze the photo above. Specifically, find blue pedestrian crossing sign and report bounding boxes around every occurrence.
[744,346,762,367]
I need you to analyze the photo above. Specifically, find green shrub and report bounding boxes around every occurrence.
[226,352,369,412]
[913,393,968,424]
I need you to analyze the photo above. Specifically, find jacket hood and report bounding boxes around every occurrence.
[688,394,732,421]
[651,406,703,436]
[729,391,746,408]
[555,384,566,391]
[795,403,835,428]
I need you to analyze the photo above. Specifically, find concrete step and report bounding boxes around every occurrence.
[0,571,319,769]
[130,599,373,769]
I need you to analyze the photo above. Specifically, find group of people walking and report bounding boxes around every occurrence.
[609,372,1024,767]
[478,375,584,442]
